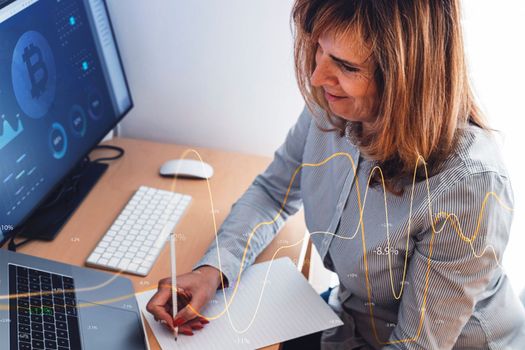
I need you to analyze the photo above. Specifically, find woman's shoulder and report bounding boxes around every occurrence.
[441,123,510,180]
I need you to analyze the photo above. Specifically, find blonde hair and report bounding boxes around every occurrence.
[292,0,490,195]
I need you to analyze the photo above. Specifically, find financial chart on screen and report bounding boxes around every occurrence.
[0,0,131,242]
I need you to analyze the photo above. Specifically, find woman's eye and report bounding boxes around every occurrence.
[340,64,359,73]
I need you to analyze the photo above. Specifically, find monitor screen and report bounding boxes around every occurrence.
[0,0,132,243]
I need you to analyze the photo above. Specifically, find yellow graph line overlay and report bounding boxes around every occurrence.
[178,150,512,344]
[0,150,512,345]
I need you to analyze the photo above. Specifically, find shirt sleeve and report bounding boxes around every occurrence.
[382,171,514,349]
[193,106,312,286]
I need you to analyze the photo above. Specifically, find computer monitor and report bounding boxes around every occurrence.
[0,0,132,244]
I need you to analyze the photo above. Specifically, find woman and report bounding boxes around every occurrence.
[147,0,525,348]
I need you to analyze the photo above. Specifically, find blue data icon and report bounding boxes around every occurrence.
[49,122,68,159]
[69,105,87,137]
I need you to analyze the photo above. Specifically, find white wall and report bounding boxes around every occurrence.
[106,0,304,157]
[462,0,525,294]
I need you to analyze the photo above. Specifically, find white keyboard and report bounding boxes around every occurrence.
[86,186,191,276]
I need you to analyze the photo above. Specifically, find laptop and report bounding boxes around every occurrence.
[0,250,148,350]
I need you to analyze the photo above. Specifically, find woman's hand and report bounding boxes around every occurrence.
[146,266,224,336]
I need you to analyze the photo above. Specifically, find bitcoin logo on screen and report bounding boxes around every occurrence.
[22,43,48,99]
[11,31,56,119]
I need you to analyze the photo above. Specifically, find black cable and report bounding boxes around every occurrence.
[90,145,125,163]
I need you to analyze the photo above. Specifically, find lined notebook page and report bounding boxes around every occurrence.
[136,257,343,349]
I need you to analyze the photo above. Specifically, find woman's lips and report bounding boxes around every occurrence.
[324,90,347,102]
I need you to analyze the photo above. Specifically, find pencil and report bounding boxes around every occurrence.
[170,233,178,341]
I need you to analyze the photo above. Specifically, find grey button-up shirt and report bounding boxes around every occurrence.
[195,107,525,349]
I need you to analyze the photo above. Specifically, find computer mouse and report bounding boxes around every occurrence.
[159,159,214,179]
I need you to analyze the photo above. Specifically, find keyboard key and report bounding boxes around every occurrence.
[56,329,68,339]
[18,332,31,342]
[31,322,43,332]
[19,342,31,350]
[32,339,44,349]
[56,321,67,330]
[66,306,77,317]
[44,331,56,340]
[44,322,56,332]
[108,257,120,268]
[42,307,54,316]
[52,276,63,290]
[57,337,69,347]
[18,307,30,316]
[31,314,43,323]
[19,324,31,333]
[17,266,28,276]
[32,329,44,339]
[30,306,42,315]
[45,340,58,349]
[118,258,131,270]
[88,253,101,263]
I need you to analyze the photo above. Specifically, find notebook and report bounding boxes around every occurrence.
[135,257,344,349]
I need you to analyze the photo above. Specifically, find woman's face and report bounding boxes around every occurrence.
[311,31,379,127]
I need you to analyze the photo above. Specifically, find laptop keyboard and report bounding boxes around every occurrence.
[9,264,82,350]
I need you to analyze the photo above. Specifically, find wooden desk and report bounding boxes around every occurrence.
[15,138,306,350]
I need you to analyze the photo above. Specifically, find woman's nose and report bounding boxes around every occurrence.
[311,57,338,88]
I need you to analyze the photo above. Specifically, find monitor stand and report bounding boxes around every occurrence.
[18,160,108,241]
